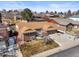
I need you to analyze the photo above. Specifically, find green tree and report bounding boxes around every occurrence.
[21,8,33,21]
[46,10,49,14]
[67,10,72,17]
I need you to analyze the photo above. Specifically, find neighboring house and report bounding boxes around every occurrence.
[33,13,49,21]
[1,10,22,20]
[50,18,79,29]
[69,15,79,21]
[49,14,65,18]
[66,23,74,31]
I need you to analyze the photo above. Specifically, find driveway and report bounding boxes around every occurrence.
[48,45,79,57]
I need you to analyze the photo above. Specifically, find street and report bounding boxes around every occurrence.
[48,45,79,57]
[0,40,18,57]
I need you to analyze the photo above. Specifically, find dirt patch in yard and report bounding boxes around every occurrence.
[20,40,59,57]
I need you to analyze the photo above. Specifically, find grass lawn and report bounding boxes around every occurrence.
[20,40,59,57]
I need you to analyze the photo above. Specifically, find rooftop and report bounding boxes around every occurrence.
[16,20,65,33]
[50,18,79,25]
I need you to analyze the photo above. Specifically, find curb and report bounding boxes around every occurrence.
[16,45,23,57]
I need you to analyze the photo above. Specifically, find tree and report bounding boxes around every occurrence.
[8,10,13,13]
[72,12,76,16]
[50,11,54,15]
[14,10,18,12]
[67,10,72,17]
[21,8,33,21]
[54,11,57,14]
[40,12,44,14]
[2,9,6,13]
[76,10,79,15]
[60,12,63,15]
[34,11,37,14]
[46,10,49,14]
[7,10,14,19]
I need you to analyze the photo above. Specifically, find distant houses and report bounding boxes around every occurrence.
[69,15,79,21]
[32,13,49,21]
[1,10,22,20]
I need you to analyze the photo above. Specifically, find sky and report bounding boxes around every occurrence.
[0,1,79,12]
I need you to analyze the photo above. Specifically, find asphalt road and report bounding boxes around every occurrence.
[48,45,79,57]
[0,40,17,57]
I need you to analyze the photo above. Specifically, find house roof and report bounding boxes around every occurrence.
[51,18,79,25]
[16,20,65,33]
[47,19,59,24]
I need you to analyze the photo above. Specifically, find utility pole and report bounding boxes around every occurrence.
[0,13,2,23]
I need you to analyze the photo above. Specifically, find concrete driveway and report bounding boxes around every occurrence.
[48,45,79,57]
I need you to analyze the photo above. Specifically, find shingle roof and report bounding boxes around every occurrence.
[16,20,65,33]
[51,18,79,25]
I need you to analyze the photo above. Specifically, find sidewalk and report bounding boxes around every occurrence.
[16,44,23,57]
[31,33,79,57]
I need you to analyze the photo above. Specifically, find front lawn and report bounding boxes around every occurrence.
[20,40,59,57]
[66,28,79,35]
